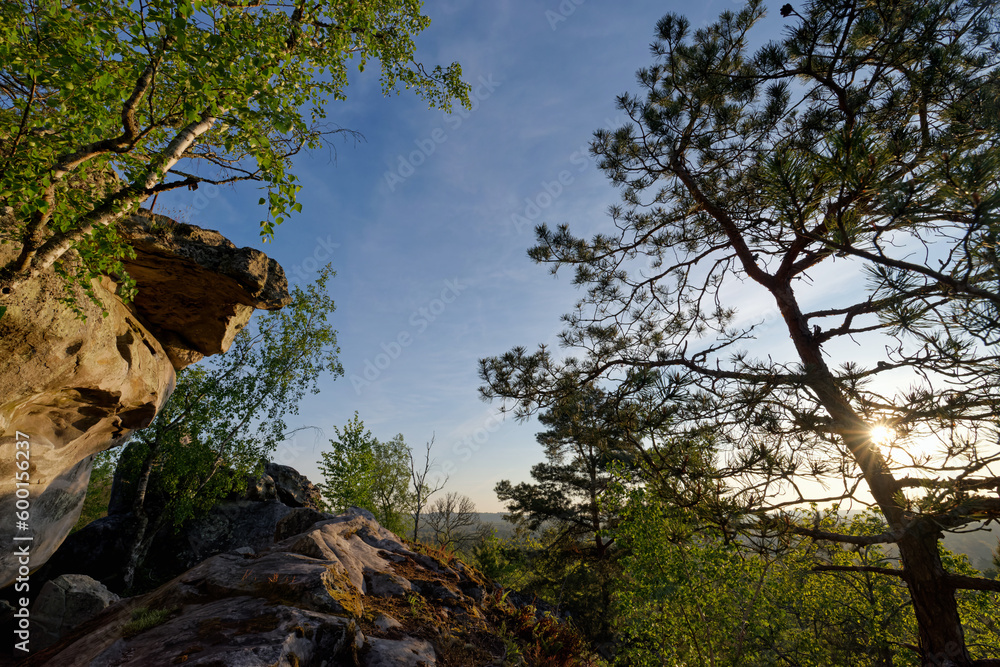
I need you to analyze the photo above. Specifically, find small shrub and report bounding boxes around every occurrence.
[405,592,427,619]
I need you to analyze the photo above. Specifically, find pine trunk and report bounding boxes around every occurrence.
[897,530,971,666]
[773,283,973,665]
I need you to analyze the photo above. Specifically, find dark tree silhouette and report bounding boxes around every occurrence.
[481,1,1000,663]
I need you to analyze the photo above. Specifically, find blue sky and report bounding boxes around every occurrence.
[155,1,794,511]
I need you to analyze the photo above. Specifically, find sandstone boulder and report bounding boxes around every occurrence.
[30,513,139,594]
[365,636,436,667]
[260,462,324,510]
[274,507,331,542]
[30,574,119,651]
[117,214,289,369]
[0,215,289,588]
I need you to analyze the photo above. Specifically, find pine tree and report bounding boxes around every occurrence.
[495,384,630,559]
[481,1,1000,662]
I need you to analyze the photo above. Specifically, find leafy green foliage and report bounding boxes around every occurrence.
[472,527,544,592]
[109,267,341,592]
[117,266,342,526]
[317,412,412,535]
[317,413,378,512]
[610,486,1000,666]
[492,599,590,667]
[0,0,470,303]
[496,384,631,557]
[71,448,119,533]
[491,385,639,644]
[472,523,617,646]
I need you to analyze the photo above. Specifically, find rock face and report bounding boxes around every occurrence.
[253,462,324,510]
[23,510,560,667]
[39,463,326,595]
[29,574,119,651]
[30,513,141,594]
[116,215,290,369]
[0,214,290,589]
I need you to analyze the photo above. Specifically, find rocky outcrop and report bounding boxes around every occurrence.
[252,462,324,510]
[29,513,140,594]
[0,214,290,589]
[38,463,327,595]
[116,215,289,369]
[23,510,587,667]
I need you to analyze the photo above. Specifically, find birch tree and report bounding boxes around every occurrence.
[115,266,342,589]
[0,0,468,305]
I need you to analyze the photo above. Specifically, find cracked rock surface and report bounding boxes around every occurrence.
[23,509,506,667]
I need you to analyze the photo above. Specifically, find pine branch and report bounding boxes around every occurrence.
[812,565,907,578]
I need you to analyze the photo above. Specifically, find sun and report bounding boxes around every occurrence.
[870,424,895,446]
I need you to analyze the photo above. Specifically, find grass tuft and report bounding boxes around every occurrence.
[122,606,175,638]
